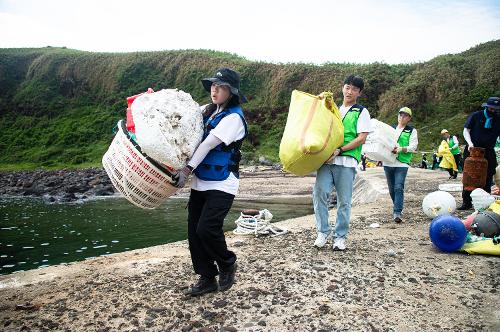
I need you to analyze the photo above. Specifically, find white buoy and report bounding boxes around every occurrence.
[422,190,456,218]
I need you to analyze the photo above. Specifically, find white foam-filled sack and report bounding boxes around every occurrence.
[362,119,397,163]
[132,89,203,169]
[362,142,397,163]
[422,191,456,218]
[368,119,396,147]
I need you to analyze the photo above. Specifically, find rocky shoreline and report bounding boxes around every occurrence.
[0,168,499,331]
[0,164,283,203]
[0,168,115,203]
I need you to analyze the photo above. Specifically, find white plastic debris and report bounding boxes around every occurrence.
[470,188,495,211]
[438,183,463,192]
[362,119,397,164]
[132,89,203,169]
[422,190,456,218]
[387,249,397,257]
[369,223,380,228]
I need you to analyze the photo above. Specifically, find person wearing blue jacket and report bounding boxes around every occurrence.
[175,68,248,296]
[458,96,500,210]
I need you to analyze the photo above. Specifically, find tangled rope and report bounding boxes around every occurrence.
[233,209,288,237]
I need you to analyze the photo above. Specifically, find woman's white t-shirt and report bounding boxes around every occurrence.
[191,113,246,195]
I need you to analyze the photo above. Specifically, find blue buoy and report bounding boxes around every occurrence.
[429,214,467,252]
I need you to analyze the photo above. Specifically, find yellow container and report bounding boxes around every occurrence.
[279,90,344,176]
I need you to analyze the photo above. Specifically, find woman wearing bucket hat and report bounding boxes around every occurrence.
[458,96,500,210]
[383,107,418,223]
[175,68,248,296]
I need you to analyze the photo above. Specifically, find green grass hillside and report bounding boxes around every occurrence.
[0,41,499,170]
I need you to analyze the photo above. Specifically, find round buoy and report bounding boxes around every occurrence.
[429,215,467,252]
[422,191,456,218]
[470,211,500,238]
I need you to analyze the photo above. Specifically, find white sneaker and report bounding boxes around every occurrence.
[333,238,346,251]
[313,232,331,248]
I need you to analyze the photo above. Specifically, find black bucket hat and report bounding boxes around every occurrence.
[201,68,248,103]
[481,96,500,109]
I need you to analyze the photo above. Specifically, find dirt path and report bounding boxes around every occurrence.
[0,168,498,331]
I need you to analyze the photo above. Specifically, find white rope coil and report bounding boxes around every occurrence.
[233,209,288,237]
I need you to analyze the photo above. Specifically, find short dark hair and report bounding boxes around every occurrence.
[344,75,364,91]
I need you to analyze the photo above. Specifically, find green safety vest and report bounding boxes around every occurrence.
[448,137,460,155]
[340,104,364,162]
[395,125,414,164]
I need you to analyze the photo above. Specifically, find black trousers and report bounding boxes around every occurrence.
[454,153,462,171]
[453,153,461,174]
[446,154,461,177]
[188,189,236,278]
[462,147,498,207]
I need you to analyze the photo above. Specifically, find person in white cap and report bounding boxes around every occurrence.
[383,107,418,223]
[440,129,461,179]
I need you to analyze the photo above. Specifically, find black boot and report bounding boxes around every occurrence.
[184,276,218,296]
[219,262,237,291]
[459,190,473,211]
[457,204,473,211]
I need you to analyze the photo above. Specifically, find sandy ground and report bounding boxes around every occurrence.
[0,167,498,331]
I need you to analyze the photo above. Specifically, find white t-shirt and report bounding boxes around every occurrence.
[331,105,371,168]
[191,112,246,196]
[383,125,419,168]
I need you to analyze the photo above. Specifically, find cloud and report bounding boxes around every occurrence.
[0,12,67,48]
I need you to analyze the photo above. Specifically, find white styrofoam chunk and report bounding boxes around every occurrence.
[131,89,203,169]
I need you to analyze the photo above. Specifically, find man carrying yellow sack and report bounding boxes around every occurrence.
[313,75,371,251]
[436,140,458,175]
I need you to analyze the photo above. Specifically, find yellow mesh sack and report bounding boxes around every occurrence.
[279,90,344,176]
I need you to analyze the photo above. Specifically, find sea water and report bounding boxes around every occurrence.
[0,197,312,275]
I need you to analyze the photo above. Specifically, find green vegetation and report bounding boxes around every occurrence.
[0,41,499,170]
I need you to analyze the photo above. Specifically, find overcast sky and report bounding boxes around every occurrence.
[1,0,499,64]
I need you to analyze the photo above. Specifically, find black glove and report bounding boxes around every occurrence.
[174,165,193,188]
